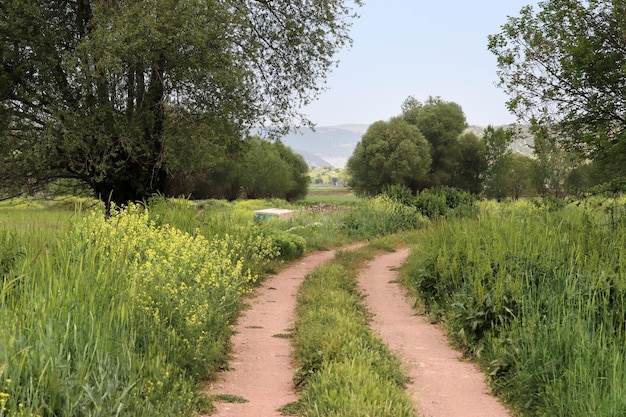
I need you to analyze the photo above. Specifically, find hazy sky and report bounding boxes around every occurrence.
[301,1,539,127]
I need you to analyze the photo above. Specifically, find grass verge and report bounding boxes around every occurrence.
[401,198,626,416]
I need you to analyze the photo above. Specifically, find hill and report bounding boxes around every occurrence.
[280,125,369,168]
[280,123,535,169]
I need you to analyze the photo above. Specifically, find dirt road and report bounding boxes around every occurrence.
[206,246,513,417]
[356,248,512,417]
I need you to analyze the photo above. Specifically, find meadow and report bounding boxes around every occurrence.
[304,186,357,205]
[0,193,421,416]
[1,190,625,416]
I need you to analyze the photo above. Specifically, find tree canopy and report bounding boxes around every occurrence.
[488,0,626,181]
[0,0,362,207]
[346,118,431,196]
[402,96,466,187]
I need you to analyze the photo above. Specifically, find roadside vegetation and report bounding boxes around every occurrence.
[4,1,626,416]
[0,192,428,417]
[402,196,626,416]
[2,186,626,416]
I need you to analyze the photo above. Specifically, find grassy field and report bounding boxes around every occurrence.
[3,192,626,416]
[304,185,357,204]
[0,195,424,416]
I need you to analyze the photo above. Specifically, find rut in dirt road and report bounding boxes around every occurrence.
[205,245,361,417]
[357,248,512,417]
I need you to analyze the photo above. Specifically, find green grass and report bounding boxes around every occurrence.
[304,186,358,204]
[0,206,77,235]
[0,195,427,416]
[212,394,249,403]
[401,198,626,416]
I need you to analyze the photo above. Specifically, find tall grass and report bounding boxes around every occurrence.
[0,194,428,416]
[342,195,430,238]
[403,198,626,416]
[0,203,276,416]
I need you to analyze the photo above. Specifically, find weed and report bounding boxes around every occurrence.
[212,393,249,403]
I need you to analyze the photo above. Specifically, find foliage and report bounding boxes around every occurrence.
[172,137,309,201]
[507,153,534,199]
[347,96,497,196]
[482,126,515,200]
[449,131,487,194]
[239,138,309,201]
[342,195,429,238]
[488,0,626,183]
[402,96,467,187]
[309,167,347,186]
[383,185,478,219]
[346,118,431,196]
[0,194,432,416]
[0,0,362,207]
[264,230,306,260]
[0,203,276,416]
[403,198,626,416]
[530,124,586,198]
[289,250,415,417]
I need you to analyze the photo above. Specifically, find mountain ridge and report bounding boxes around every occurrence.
[280,123,535,169]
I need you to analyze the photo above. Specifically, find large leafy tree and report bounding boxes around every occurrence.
[0,0,361,208]
[488,0,626,181]
[347,118,432,196]
[449,131,487,194]
[402,96,467,187]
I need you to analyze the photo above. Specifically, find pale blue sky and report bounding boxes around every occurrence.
[302,0,539,127]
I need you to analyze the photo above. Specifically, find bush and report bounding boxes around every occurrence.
[269,230,307,260]
[413,186,477,219]
[343,195,429,237]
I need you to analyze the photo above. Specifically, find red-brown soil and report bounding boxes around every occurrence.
[204,246,361,417]
[205,246,513,417]
[356,248,512,417]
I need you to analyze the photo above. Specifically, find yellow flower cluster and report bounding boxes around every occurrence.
[0,391,8,413]
[71,203,275,375]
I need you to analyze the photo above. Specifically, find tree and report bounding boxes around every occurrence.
[240,139,293,199]
[508,153,534,199]
[0,0,362,209]
[272,140,309,201]
[530,124,582,198]
[482,126,515,200]
[183,137,308,201]
[347,118,431,196]
[449,131,487,195]
[488,0,626,182]
[402,96,466,187]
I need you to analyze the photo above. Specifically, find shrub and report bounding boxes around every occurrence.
[269,230,307,260]
[343,195,429,237]
[413,186,477,219]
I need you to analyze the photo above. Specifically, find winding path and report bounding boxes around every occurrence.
[204,246,361,417]
[356,248,512,417]
[205,246,513,417]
